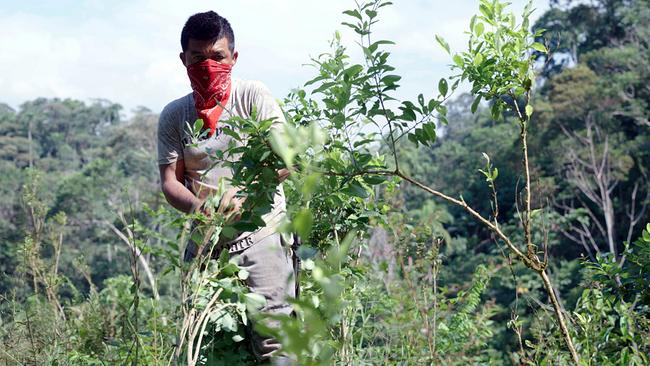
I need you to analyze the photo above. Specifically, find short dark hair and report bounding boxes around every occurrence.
[180,11,235,53]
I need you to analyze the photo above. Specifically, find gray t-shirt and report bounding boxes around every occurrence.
[157,78,287,243]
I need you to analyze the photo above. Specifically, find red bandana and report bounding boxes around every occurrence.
[187,60,232,137]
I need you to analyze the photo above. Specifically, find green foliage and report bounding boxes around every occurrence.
[1,0,649,364]
[0,275,174,365]
[572,289,649,366]
[528,227,650,365]
[257,235,356,365]
[437,0,545,120]
[586,223,650,306]
[179,253,260,366]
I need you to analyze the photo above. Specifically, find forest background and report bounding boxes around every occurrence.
[1,0,649,365]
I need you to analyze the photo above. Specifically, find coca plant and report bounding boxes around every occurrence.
[269,0,581,363]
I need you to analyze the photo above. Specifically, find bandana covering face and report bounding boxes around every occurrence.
[186,59,233,137]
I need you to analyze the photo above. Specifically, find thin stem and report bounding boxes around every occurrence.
[521,121,534,257]
[360,9,400,171]
[512,96,534,257]
[395,171,536,269]
[539,269,580,364]
[431,240,441,364]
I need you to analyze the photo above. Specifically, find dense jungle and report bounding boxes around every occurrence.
[1,0,649,364]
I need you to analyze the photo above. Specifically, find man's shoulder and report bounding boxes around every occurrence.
[231,78,284,123]
[159,93,193,124]
[233,78,273,99]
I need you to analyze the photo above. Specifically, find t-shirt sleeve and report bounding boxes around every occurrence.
[249,81,286,131]
[157,105,184,165]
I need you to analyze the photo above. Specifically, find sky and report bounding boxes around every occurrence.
[0,0,549,117]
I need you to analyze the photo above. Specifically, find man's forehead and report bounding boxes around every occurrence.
[187,37,231,53]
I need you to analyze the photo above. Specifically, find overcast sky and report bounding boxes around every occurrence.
[0,0,549,116]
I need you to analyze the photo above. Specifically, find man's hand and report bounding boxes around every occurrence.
[277,168,290,183]
[217,187,245,223]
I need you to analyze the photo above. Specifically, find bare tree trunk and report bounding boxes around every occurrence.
[539,269,580,364]
[559,116,643,260]
[602,192,617,256]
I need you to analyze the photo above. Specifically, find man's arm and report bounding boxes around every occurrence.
[159,160,202,214]
[159,160,246,219]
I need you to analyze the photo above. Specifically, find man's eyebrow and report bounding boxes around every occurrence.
[189,49,225,56]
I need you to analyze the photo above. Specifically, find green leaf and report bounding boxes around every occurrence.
[435,34,450,54]
[304,75,328,87]
[365,9,377,18]
[642,229,650,242]
[491,103,501,120]
[428,99,440,111]
[269,133,296,167]
[479,4,493,20]
[238,269,249,280]
[401,107,417,122]
[525,105,534,117]
[381,74,401,85]
[259,150,273,163]
[438,78,448,97]
[312,81,337,94]
[342,181,369,198]
[407,133,419,146]
[344,64,364,78]
[222,262,239,276]
[473,53,484,66]
[244,293,267,310]
[294,208,314,240]
[471,95,482,113]
[233,221,260,232]
[451,79,460,91]
[342,9,362,20]
[453,54,464,67]
[368,40,395,53]
[194,118,204,131]
[474,22,485,36]
[232,334,245,342]
[423,122,436,141]
[363,175,386,185]
[531,42,547,53]
[437,104,448,116]
[221,226,238,239]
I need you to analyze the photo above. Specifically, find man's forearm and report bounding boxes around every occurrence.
[161,179,202,214]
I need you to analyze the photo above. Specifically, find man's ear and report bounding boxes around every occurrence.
[179,52,186,67]
[232,50,239,65]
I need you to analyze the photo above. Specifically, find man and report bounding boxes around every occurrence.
[156,11,294,365]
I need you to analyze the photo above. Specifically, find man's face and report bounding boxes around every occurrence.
[180,37,238,67]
